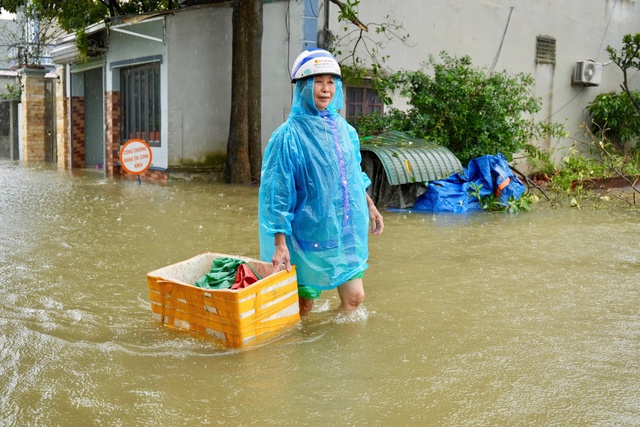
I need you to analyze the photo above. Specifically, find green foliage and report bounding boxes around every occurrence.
[0,0,24,13]
[0,83,21,101]
[349,109,406,135]
[334,0,360,25]
[0,1,176,63]
[352,52,565,166]
[522,143,556,178]
[606,32,640,76]
[587,91,640,151]
[546,135,640,193]
[0,1,66,67]
[550,149,605,192]
[330,0,411,90]
[606,33,640,115]
[468,182,536,213]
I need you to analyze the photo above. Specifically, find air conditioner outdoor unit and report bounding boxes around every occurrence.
[573,60,602,86]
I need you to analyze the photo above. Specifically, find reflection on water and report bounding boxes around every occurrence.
[1,160,639,426]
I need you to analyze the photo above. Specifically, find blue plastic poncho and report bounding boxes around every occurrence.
[258,77,372,290]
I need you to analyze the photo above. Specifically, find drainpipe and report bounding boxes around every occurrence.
[324,0,329,33]
[317,0,332,50]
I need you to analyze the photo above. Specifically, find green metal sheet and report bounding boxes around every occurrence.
[360,131,462,185]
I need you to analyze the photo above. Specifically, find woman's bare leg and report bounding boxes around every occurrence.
[337,278,365,311]
[299,297,314,317]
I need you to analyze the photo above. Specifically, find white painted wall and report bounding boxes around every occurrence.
[324,0,640,166]
[263,0,303,143]
[62,0,640,173]
[101,0,640,171]
[107,18,168,167]
[165,5,232,167]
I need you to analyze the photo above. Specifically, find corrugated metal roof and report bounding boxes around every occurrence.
[360,131,462,185]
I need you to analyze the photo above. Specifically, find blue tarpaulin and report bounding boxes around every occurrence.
[413,153,525,212]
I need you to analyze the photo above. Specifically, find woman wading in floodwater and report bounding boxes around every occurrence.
[258,49,384,316]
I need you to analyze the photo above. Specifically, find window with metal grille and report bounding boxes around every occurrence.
[536,35,556,65]
[346,86,384,122]
[121,62,161,147]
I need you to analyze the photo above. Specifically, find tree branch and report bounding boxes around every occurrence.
[329,0,368,32]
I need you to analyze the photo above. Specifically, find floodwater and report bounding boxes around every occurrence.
[1,159,638,427]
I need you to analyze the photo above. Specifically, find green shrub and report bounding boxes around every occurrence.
[587,91,640,151]
[352,52,564,165]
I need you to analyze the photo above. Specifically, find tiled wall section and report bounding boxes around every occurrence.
[105,91,121,176]
[55,68,69,169]
[106,91,167,184]
[120,168,168,184]
[71,96,85,168]
[20,71,47,162]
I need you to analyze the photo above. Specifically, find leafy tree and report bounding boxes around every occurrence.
[0,4,65,67]
[328,0,411,89]
[353,52,565,165]
[606,33,640,113]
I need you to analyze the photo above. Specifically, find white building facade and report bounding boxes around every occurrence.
[48,0,640,180]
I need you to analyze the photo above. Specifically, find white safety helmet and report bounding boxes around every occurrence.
[290,49,341,82]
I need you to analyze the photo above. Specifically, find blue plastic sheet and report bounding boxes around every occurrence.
[413,153,525,212]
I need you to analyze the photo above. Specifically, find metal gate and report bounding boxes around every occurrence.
[0,100,19,160]
[44,78,56,162]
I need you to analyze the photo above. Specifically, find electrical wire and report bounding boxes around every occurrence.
[595,0,617,63]
[489,7,513,73]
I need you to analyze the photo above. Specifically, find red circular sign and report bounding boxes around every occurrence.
[119,139,153,175]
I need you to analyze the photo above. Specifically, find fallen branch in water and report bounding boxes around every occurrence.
[510,165,552,201]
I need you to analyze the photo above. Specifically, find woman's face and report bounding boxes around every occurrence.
[313,75,335,110]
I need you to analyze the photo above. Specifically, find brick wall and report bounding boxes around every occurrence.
[106,91,167,184]
[19,68,47,162]
[120,168,169,184]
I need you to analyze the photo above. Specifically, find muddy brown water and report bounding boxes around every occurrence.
[1,160,639,426]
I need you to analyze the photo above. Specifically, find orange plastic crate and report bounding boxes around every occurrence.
[147,252,300,347]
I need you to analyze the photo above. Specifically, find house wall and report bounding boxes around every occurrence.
[98,2,302,174]
[164,1,303,168]
[262,1,303,146]
[50,0,640,179]
[165,5,232,167]
[325,0,640,167]
[106,19,167,172]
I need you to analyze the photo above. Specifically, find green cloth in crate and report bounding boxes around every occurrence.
[193,257,260,290]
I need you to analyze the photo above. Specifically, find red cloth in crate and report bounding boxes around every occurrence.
[231,263,260,290]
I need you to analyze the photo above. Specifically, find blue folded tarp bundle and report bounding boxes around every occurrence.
[413,153,525,212]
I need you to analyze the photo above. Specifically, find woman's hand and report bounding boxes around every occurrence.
[272,233,292,272]
[366,194,384,236]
